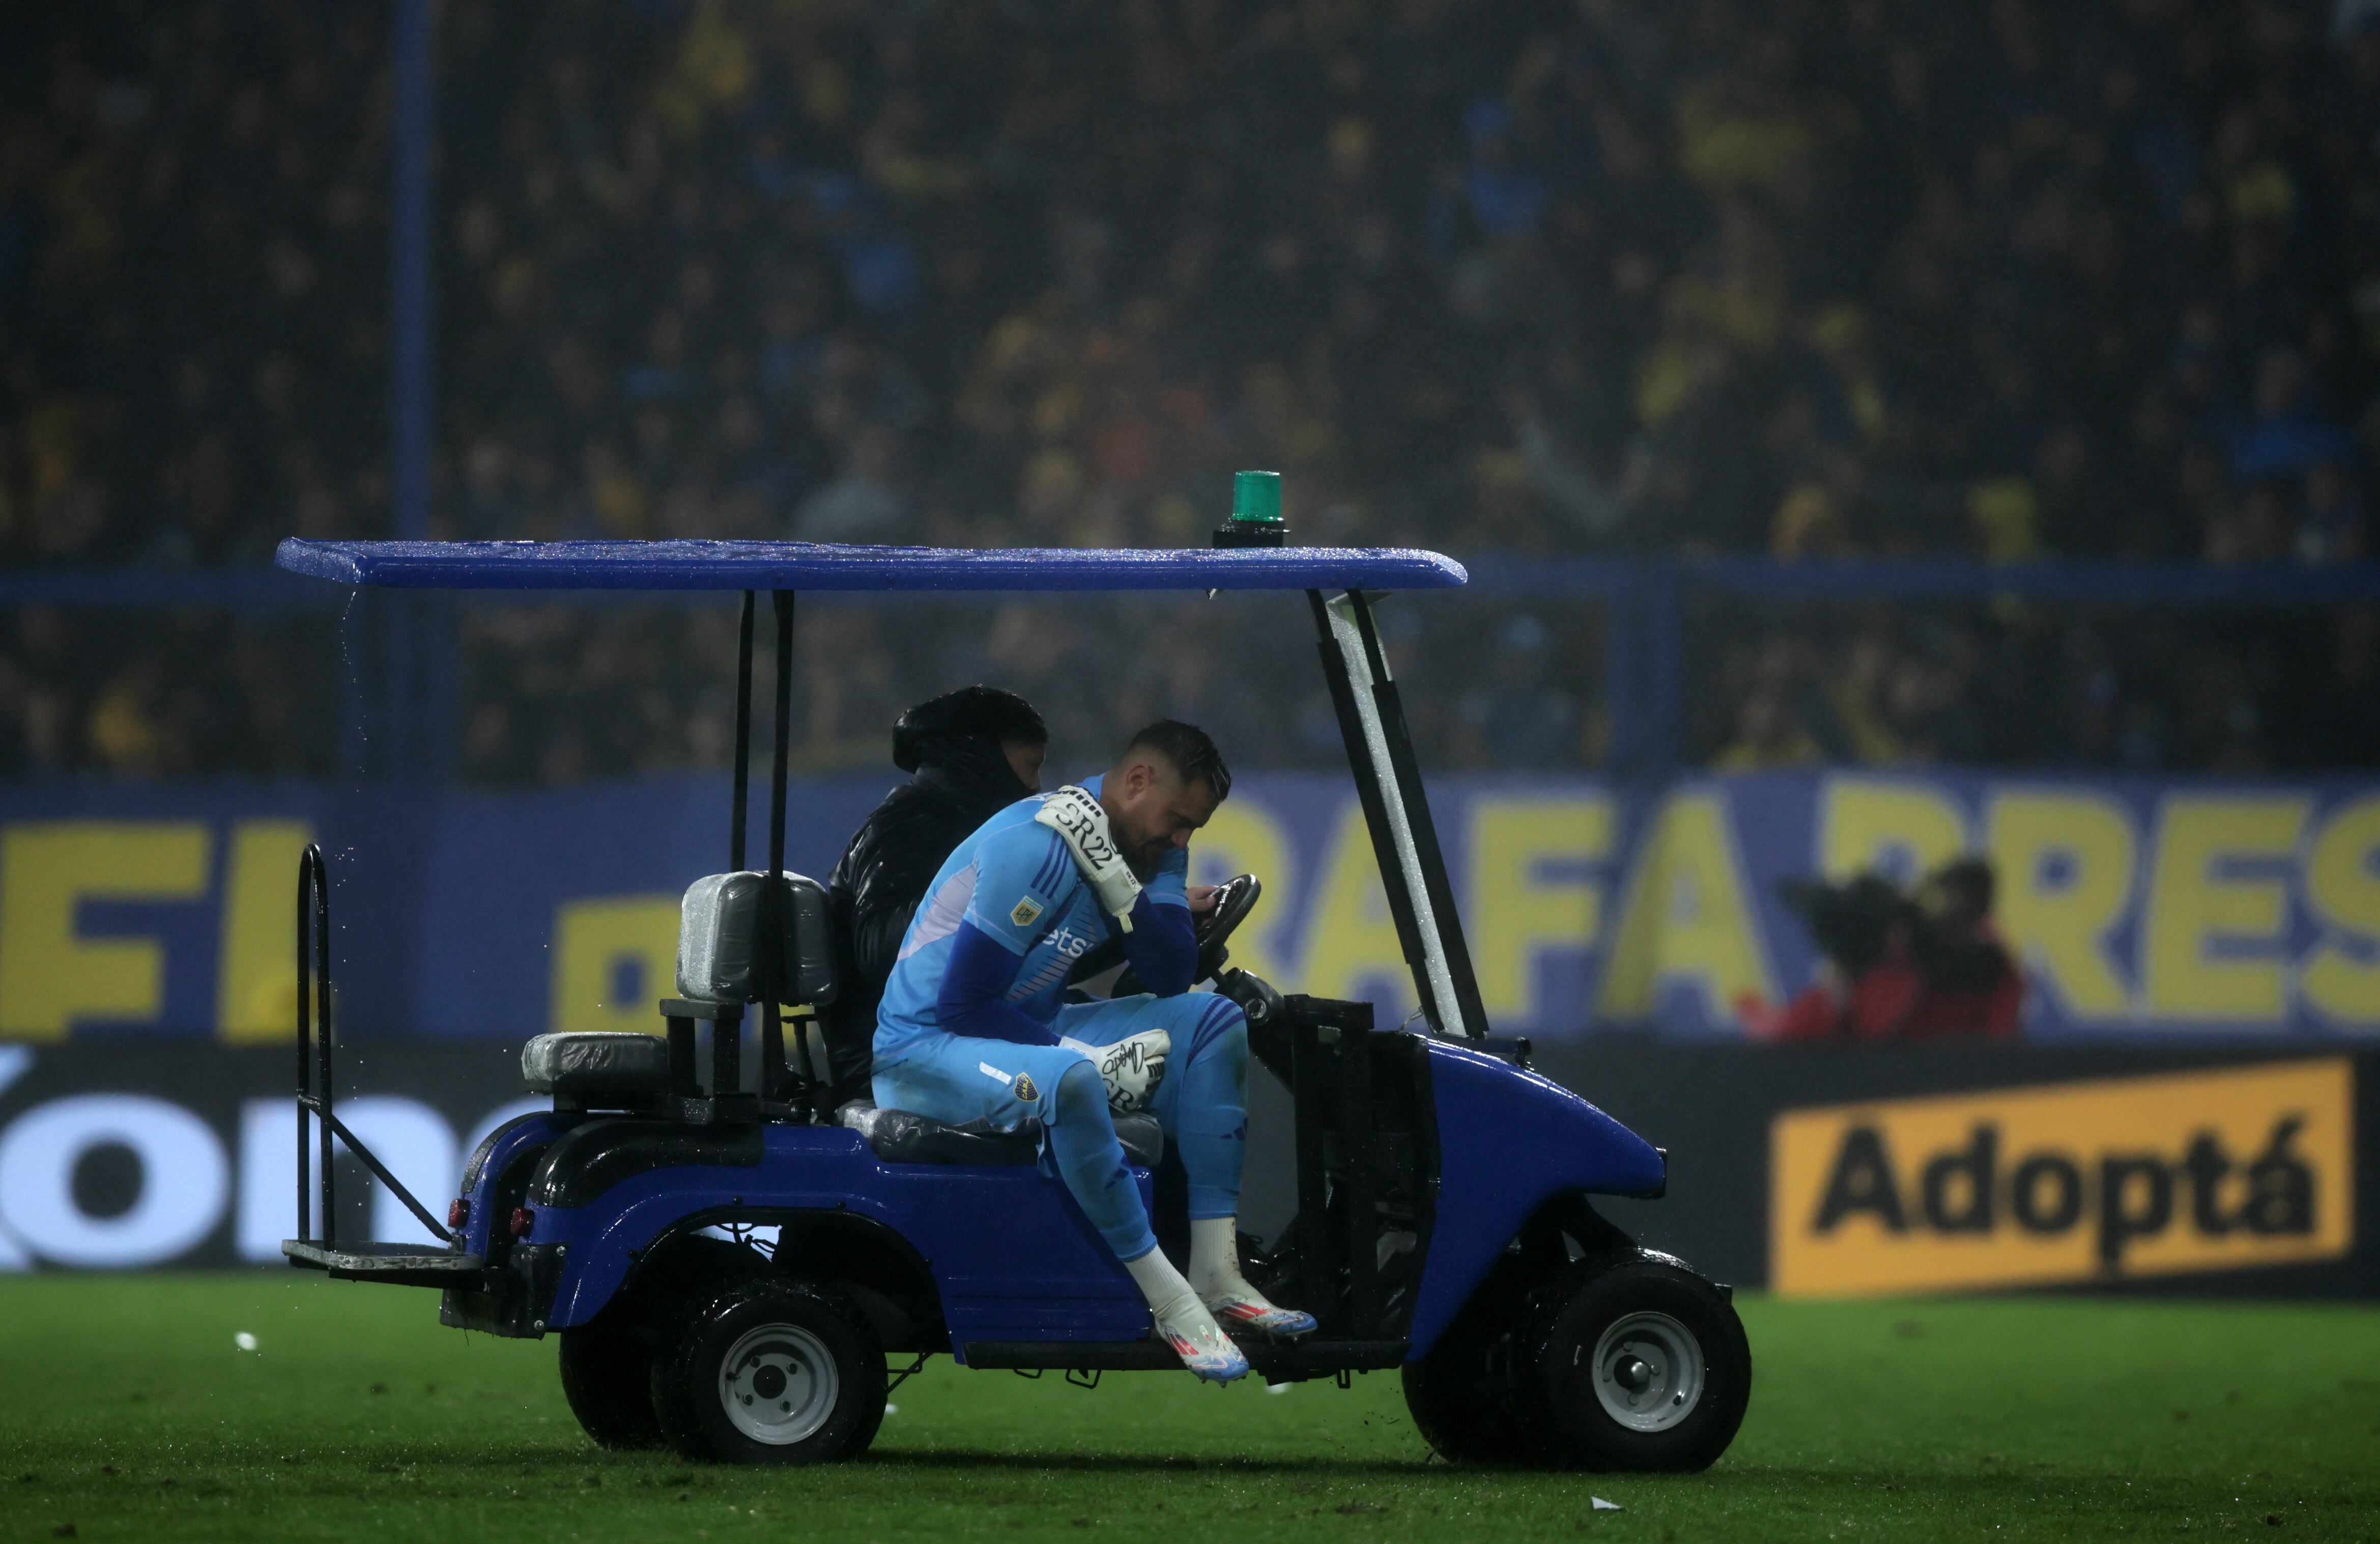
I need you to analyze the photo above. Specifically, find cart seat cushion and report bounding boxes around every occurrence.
[837,1100,1163,1168]
[678,870,838,1007]
[522,1032,670,1104]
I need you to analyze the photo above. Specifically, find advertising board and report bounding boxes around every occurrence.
[1769,1061,2355,1296]
[0,1041,527,1271]
[4,770,2380,1044]
[3,1036,2368,1300]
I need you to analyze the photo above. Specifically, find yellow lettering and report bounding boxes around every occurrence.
[1186,799,1292,984]
[215,821,316,1042]
[2300,796,2380,1025]
[550,896,680,1037]
[2142,796,2308,1022]
[1820,777,1968,881]
[1296,800,1414,1015]
[1470,796,1614,1021]
[1596,791,1773,1020]
[1986,791,2136,1018]
[0,822,211,1039]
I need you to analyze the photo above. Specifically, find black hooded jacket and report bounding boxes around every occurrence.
[819,689,1042,1105]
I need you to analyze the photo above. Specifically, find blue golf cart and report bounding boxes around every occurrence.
[275,527,1750,1470]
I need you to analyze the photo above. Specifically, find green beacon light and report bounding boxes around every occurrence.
[1212,469,1288,549]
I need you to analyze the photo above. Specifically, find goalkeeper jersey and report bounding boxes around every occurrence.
[873,775,1189,1064]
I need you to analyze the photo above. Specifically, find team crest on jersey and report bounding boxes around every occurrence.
[1010,895,1044,928]
[1013,1072,1039,1102]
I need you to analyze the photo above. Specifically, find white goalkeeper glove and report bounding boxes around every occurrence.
[1060,1028,1170,1113]
[1035,784,1142,932]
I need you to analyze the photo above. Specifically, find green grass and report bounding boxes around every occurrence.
[0,1276,2375,1542]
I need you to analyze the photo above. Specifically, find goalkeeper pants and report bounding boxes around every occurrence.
[871,990,1249,1263]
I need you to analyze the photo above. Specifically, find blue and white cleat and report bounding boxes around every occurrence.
[1207,1290,1318,1340]
[1152,1294,1251,1382]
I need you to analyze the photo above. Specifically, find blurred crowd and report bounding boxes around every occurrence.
[1695,599,2380,773]
[5,1,2380,781]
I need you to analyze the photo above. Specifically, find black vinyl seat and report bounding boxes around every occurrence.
[838,1099,1164,1168]
[521,1035,1172,1170]
[522,1032,671,1110]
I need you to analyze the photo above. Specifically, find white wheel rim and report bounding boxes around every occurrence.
[718,1323,839,1446]
[1590,1310,1704,1433]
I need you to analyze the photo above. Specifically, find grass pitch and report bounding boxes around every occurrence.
[0,1276,2374,1542]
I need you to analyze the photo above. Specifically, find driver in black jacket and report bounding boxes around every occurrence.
[818,687,1049,1106]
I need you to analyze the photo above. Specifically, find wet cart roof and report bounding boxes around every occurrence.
[274,539,1467,593]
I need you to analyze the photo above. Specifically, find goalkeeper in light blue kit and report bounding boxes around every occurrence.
[872,720,1312,1381]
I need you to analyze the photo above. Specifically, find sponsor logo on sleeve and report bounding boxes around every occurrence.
[1770,1060,2353,1297]
[977,1062,1013,1086]
[1010,896,1044,928]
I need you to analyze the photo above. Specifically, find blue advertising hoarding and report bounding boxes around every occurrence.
[1,769,2376,1044]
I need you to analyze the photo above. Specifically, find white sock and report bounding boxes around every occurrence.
[1123,1245,1200,1317]
[1124,1244,1246,1377]
[1189,1217,1247,1299]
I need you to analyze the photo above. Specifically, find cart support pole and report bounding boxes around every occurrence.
[1344,595,1488,1041]
[295,849,318,1244]
[1308,591,1433,1025]
[310,849,335,1244]
[1306,590,1483,1039]
[760,590,794,1106]
[730,590,755,872]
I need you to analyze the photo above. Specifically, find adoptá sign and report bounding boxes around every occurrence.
[1770,1060,2354,1297]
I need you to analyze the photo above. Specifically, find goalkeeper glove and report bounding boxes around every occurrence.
[1035,784,1142,931]
[1059,1028,1170,1113]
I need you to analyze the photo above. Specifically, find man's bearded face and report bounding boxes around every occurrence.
[1107,761,1219,878]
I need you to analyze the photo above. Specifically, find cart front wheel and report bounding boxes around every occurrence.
[1521,1255,1751,1472]
[651,1278,886,1465]
[1400,1254,1558,1466]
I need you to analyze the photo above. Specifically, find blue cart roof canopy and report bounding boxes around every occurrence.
[274,538,1467,593]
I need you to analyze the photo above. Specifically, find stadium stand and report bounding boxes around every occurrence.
[3,2,2377,779]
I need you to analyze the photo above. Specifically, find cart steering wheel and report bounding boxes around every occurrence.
[1192,873,1261,982]
[1101,872,1262,997]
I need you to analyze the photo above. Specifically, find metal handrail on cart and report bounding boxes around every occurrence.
[284,841,480,1282]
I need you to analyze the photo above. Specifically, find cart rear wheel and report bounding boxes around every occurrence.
[651,1278,885,1465]
[559,1316,665,1450]
[1519,1254,1750,1472]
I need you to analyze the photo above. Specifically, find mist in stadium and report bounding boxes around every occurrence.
[2,1,2377,1539]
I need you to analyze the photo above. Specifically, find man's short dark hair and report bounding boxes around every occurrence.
[1123,720,1231,802]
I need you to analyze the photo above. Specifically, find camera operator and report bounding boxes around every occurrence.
[1747,856,2023,1043]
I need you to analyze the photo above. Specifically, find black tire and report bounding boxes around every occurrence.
[1401,1254,1561,1466]
[650,1278,886,1466]
[1517,1254,1751,1472]
[559,1316,666,1450]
